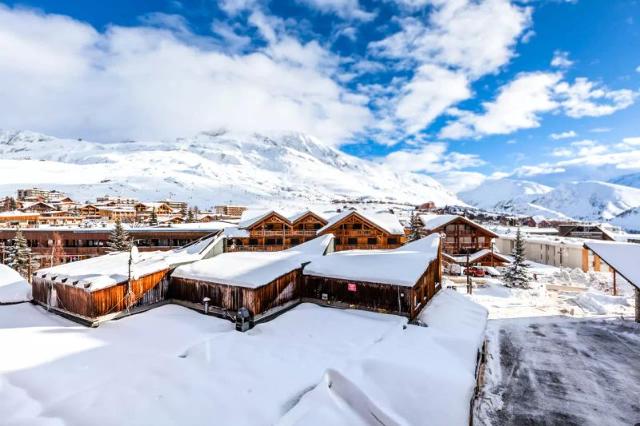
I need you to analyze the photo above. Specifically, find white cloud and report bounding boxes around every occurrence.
[219,0,257,16]
[513,165,566,177]
[434,170,487,193]
[636,65,640,73]
[441,73,637,139]
[555,77,637,118]
[381,142,485,174]
[439,72,561,139]
[550,50,573,68]
[622,137,640,146]
[0,5,371,145]
[296,0,376,21]
[550,130,577,140]
[551,148,573,157]
[370,0,532,78]
[395,64,471,134]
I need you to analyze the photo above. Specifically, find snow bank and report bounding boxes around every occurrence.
[0,264,31,303]
[280,290,488,426]
[571,290,630,316]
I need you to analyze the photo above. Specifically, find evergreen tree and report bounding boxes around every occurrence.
[503,227,530,288]
[149,208,158,226]
[107,218,130,252]
[9,197,17,211]
[180,204,188,218]
[6,228,32,277]
[408,210,422,242]
[186,208,195,223]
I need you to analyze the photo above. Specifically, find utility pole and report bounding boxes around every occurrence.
[466,252,472,295]
[613,271,617,296]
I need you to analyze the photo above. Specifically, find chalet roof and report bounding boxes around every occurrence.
[288,209,329,224]
[303,234,440,287]
[419,214,498,237]
[35,233,223,292]
[443,249,511,265]
[583,241,640,289]
[318,210,405,235]
[172,234,334,289]
[0,210,40,218]
[238,209,278,229]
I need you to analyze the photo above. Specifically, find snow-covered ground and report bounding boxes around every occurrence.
[0,290,486,426]
[0,264,31,304]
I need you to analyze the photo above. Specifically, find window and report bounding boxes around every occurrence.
[334,238,341,245]
[249,238,258,245]
[367,238,377,245]
[313,223,321,229]
[348,238,357,245]
[387,238,398,245]
[290,238,300,245]
[352,223,362,230]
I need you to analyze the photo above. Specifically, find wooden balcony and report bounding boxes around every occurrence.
[227,245,288,252]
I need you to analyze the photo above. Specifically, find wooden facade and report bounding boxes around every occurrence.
[421,216,497,255]
[302,249,442,320]
[169,269,301,318]
[229,211,328,252]
[32,269,170,321]
[318,211,405,251]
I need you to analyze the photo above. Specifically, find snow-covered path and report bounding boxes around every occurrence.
[475,316,640,425]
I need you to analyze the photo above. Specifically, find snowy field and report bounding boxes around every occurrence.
[0,290,486,426]
[466,263,640,425]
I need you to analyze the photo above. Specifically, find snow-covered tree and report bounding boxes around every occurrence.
[49,232,66,267]
[186,208,195,223]
[503,227,530,288]
[107,218,130,252]
[149,208,158,226]
[6,228,32,277]
[407,210,422,242]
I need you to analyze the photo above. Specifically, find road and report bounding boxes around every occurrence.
[474,316,640,426]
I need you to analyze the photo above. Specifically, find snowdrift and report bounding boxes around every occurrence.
[0,264,31,303]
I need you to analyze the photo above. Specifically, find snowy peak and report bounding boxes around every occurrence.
[0,130,462,208]
[459,178,553,211]
[531,181,640,221]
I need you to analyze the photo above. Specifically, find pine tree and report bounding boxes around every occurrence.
[503,227,530,288]
[186,208,195,223]
[408,210,422,242]
[107,218,130,252]
[149,208,158,226]
[8,197,17,211]
[6,228,32,277]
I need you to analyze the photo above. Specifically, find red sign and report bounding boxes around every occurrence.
[347,283,357,292]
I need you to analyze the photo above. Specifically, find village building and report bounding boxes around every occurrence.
[558,223,622,241]
[214,205,247,217]
[317,210,405,251]
[95,195,139,206]
[302,234,442,320]
[170,235,334,320]
[0,211,40,227]
[418,214,498,255]
[17,188,68,203]
[31,233,224,325]
[20,201,58,213]
[156,199,188,211]
[226,209,329,251]
[443,249,511,268]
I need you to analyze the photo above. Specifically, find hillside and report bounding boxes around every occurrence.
[0,130,462,208]
[459,178,553,212]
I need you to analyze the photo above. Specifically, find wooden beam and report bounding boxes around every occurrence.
[613,270,617,296]
[581,248,589,272]
[594,255,601,272]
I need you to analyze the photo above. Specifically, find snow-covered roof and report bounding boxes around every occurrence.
[223,227,250,238]
[443,249,511,265]
[172,235,334,288]
[36,234,223,291]
[303,234,440,287]
[583,241,640,289]
[0,210,39,217]
[0,264,31,303]
[419,214,498,237]
[238,209,279,229]
[288,209,328,224]
[318,210,405,235]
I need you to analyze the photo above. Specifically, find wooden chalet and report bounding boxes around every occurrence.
[31,233,224,325]
[0,211,40,227]
[558,223,617,241]
[21,201,57,213]
[302,234,442,320]
[418,214,498,255]
[134,202,175,216]
[227,209,328,252]
[170,235,334,320]
[443,249,511,267]
[317,210,405,251]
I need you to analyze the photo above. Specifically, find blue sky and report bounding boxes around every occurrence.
[0,0,639,192]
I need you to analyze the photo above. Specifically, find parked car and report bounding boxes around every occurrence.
[480,266,501,277]
[464,266,485,277]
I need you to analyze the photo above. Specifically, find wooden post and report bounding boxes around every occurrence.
[594,255,601,272]
[636,288,640,323]
[613,271,617,296]
[581,248,589,272]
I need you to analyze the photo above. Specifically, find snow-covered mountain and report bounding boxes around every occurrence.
[459,178,553,212]
[610,172,640,189]
[531,181,640,221]
[458,178,640,229]
[0,130,462,208]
